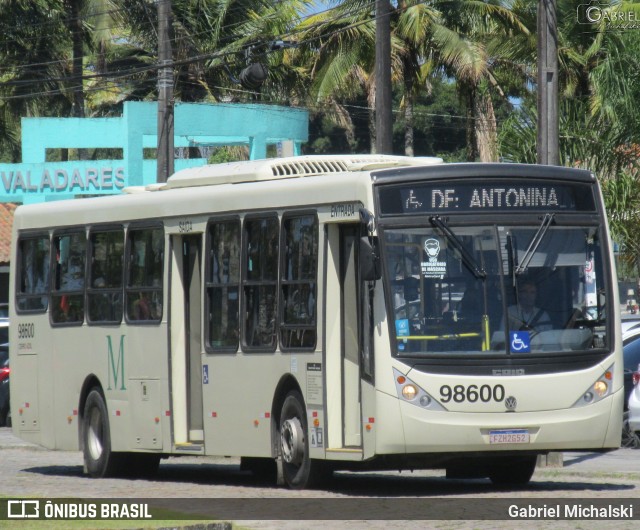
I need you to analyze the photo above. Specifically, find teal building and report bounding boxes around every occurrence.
[0,101,309,204]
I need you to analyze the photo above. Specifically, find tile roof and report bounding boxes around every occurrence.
[0,203,17,264]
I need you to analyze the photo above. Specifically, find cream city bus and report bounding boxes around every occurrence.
[9,155,622,488]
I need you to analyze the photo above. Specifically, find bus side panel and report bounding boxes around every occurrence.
[127,379,163,450]
[11,352,42,442]
[202,354,288,457]
[104,399,131,452]
[124,329,168,452]
[51,327,98,451]
[11,314,51,448]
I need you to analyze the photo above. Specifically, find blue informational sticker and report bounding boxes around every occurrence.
[202,364,209,384]
[396,319,410,337]
[510,331,531,353]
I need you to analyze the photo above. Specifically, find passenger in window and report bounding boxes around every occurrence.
[132,292,152,320]
[63,257,84,290]
[506,280,552,332]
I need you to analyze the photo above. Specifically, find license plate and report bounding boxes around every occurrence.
[489,429,530,444]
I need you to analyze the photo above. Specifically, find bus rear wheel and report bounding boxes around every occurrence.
[82,389,125,478]
[279,391,330,489]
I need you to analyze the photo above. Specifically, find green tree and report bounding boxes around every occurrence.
[499,1,640,268]
[297,0,526,158]
[498,0,640,173]
[396,1,527,160]
[0,0,70,161]
[110,0,310,104]
[602,172,640,275]
[294,0,379,151]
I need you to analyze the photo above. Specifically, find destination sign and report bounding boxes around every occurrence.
[378,181,596,215]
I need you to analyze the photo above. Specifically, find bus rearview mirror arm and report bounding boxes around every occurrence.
[359,236,381,282]
[359,208,381,281]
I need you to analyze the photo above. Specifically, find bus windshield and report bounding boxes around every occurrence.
[383,223,607,356]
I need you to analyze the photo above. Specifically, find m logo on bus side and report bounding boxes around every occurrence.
[107,335,126,391]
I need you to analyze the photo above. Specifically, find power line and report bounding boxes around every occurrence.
[0,0,378,82]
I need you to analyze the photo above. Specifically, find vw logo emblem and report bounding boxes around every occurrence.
[505,396,517,411]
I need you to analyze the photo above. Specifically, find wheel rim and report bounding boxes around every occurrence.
[87,407,104,461]
[281,416,305,466]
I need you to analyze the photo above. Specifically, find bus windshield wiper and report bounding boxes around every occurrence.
[429,216,486,279]
[515,213,555,275]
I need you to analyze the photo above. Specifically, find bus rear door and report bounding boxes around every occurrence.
[170,232,204,448]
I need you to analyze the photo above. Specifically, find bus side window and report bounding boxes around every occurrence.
[16,234,50,312]
[125,226,164,323]
[206,219,240,351]
[88,228,124,324]
[51,231,86,325]
[243,216,278,350]
[280,214,318,350]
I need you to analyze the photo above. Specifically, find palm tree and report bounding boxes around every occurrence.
[425,1,527,161]
[64,0,120,159]
[297,0,526,158]
[108,0,310,105]
[498,0,640,171]
[0,0,70,161]
[499,0,640,267]
[293,0,380,151]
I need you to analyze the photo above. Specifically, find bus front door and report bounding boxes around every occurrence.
[325,224,363,450]
[340,226,362,447]
[170,234,204,446]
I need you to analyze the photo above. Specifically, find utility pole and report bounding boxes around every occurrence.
[157,0,174,183]
[536,0,563,471]
[375,0,393,154]
[537,0,559,166]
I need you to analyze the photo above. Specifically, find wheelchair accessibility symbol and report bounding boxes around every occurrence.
[510,331,531,353]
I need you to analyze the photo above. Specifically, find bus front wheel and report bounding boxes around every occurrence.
[82,389,125,478]
[279,391,330,489]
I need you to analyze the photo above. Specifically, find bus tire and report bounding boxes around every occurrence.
[82,389,125,478]
[488,455,537,486]
[279,390,330,489]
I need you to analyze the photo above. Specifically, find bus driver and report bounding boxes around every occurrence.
[506,280,552,332]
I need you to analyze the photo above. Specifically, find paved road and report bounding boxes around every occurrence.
[2,427,640,529]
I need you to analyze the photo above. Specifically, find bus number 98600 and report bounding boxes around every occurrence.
[18,323,35,339]
[439,384,505,403]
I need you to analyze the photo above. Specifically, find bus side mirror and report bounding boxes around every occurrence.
[360,236,381,281]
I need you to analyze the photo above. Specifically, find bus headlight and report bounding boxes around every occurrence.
[402,384,418,400]
[393,368,446,411]
[593,380,608,397]
[572,365,613,408]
